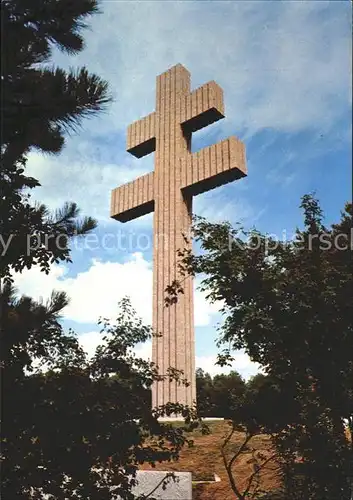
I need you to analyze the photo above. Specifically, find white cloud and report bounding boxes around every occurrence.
[13,253,221,327]
[77,330,102,359]
[78,333,260,381]
[14,254,261,379]
[78,333,151,364]
[25,151,153,223]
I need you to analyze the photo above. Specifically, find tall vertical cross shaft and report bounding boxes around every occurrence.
[111,64,247,408]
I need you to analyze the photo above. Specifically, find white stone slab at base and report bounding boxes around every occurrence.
[158,416,224,422]
[117,471,192,500]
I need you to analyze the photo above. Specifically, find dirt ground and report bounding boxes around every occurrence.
[140,421,281,499]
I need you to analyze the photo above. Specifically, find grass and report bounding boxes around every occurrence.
[139,421,281,499]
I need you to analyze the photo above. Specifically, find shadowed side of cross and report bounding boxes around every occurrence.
[110,64,247,408]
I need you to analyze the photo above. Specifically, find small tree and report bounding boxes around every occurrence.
[196,369,246,418]
[1,291,201,499]
[200,374,294,499]
[212,371,246,418]
[196,368,215,417]
[173,195,352,499]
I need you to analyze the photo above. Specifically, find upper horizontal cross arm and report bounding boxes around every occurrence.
[181,81,225,133]
[111,171,154,222]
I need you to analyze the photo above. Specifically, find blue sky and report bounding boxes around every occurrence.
[15,0,352,379]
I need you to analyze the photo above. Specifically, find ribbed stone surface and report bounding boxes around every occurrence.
[110,64,247,408]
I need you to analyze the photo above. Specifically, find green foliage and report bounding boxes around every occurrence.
[2,291,201,499]
[177,195,353,499]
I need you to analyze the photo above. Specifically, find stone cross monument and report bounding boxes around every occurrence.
[111,64,247,408]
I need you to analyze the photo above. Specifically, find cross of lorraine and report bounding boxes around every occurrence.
[110,64,247,409]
